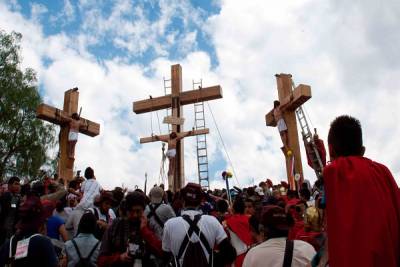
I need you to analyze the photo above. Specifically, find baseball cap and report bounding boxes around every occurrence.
[149,186,164,204]
[261,205,293,231]
[255,187,264,196]
[181,182,203,203]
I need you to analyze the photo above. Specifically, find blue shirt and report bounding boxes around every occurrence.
[46,215,65,239]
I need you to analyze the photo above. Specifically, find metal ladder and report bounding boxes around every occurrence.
[163,78,172,133]
[193,79,210,190]
[292,81,324,179]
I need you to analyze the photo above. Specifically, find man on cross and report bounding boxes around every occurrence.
[154,130,193,183]
[66,113,81,159]
[273,100,291,155]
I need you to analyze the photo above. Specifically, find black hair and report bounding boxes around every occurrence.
[233,197,245,214]
[262,212,294,239]
[249,215,260,234]
[68,180,78,190]
[56,198,67,213]
[274,100,280,108]
[328,115,363,157]
[287,190,298,199]
[299,189,311,201]
[8,176,20,185]
[125,192,146,210]
[71,113,80,120]
[216,199,229,213]
[112,188,125,206]
[31,181,45,196]
[77,212,97,235]
[84,167,94,179]
[170,132,177,139]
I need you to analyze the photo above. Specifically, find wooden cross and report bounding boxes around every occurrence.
[36,88,100,182]
[265,74,311,189]
[133,64,222,192]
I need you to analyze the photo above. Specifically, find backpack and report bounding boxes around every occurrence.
[71,239,99,267]
[147,203,164,228]
[91,208,109,240]
[175,214,213,267]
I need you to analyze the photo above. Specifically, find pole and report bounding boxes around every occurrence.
[225,177,231,204]
[144,172,148,195]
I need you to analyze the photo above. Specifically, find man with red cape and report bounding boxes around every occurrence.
[323,115,400,267]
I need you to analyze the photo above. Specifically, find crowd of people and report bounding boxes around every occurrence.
[0,115,399,267]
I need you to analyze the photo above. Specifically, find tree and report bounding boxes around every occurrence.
[0,30,56,181]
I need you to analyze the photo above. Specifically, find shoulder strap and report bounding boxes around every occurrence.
[177,214,212,260]
[282,239,294,267]
[93,208,99,220]
[86,241,100,260]
[72,239,83,260]
[147,203,164,228]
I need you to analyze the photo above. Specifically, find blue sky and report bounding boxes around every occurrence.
[1,0,400,189]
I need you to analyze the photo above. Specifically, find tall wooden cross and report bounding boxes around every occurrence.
[36,88,100,182]
[133,64,223,192]
[265,74,311,189]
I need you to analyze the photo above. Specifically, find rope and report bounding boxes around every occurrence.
[155,111,162,135]
[206,102,241,187]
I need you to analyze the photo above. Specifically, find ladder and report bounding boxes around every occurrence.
[292,81,324,180]
[193,79,210,190]
[163,78,172,133]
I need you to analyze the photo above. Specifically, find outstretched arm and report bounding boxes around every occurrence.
[177,130,193,141]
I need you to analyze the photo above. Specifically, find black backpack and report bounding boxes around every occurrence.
[147,203,164,228]
[175,214,212,267]
[71,239,99,267]
[92,208,110,240]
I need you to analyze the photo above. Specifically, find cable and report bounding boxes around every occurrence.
[206,102,241,187]
[155,111,162,134]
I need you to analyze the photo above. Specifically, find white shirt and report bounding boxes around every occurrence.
[162,209,227,264]
[78,179,102,209]
[243,237,316,267]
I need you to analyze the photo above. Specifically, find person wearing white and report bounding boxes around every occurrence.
[77,167,102,209]
[243,205,315,267]
[163,209,227,263]
[243,238,315,267]
[162,183,236,266]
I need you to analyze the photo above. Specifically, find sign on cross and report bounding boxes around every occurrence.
[265,74,311,189]
[36,88,100,182]
[133,64,222,192]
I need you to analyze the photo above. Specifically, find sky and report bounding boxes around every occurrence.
[1,0,399,190]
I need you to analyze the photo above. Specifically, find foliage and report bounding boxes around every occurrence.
[0,30,56,182]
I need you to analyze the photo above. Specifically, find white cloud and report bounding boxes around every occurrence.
[1,0,399,191]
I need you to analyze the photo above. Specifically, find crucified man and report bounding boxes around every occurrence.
[155,130,193,183]
[67,113,81,159]
[273,100,291,156]
[59,112,82,159]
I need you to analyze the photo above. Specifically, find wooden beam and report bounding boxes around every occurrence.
[280,84,311,111]
[140,128,210,144]
[36,103,100,137]
[133,85,223,114]
[265,84,311,126]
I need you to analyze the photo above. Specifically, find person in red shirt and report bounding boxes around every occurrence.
[225,198,253,267]
[324,115,400,267]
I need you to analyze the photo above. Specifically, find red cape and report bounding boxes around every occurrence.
[226,214,253,246]
[324,156,400,267]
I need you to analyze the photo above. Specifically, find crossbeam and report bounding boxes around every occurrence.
[265,84,311,126]
[133,86,222,114]
[37,103,100,137]
[140,128,209,144]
